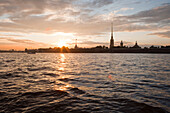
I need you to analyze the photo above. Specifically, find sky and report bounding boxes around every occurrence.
[0,0,170,50]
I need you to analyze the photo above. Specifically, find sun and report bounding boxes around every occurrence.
[57,41,67,47]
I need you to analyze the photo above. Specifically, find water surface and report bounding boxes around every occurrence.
[0,53,169,113]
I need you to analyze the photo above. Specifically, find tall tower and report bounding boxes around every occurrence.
[74,39,78,49]
[110,22,114,49]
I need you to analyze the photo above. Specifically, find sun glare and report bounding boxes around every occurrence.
[57,41,67,47]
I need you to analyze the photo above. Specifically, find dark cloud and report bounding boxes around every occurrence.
[161,3,170,6]
[149,31,170,38]
[125,4,170,24]
[0,0,45,16]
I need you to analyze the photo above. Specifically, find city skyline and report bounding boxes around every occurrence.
[0,0,170,50]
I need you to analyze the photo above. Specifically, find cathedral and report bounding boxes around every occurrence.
[109,23,140,49]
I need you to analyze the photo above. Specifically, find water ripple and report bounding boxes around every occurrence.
[0,53,169,113]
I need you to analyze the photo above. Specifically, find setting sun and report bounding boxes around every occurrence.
[57,41,67,47]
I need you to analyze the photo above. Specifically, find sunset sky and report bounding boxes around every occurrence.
[0,0,170,50]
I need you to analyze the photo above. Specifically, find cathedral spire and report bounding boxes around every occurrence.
[110,22,114,49]
[111,22,113,39]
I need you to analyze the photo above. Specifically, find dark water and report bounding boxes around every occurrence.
[0,53,169,113]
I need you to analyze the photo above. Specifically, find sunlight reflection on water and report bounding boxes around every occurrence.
[58,53,66,71]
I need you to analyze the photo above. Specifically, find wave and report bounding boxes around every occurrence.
[70,87,86,94]
[0,90,69,113]
[41,72,60,77]
[27,67,56,71]
[21,90,68,97]
[5,60,15,63]
[0,73,22,79]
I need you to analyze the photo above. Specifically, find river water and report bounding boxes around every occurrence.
[0,53,169,113]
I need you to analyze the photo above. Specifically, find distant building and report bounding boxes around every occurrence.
[74,39,78,49]
[120,40,123,47]
[110,22,114,49]
[161,46,170,49]
[25,48,27,52]
[132,41,141,48]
